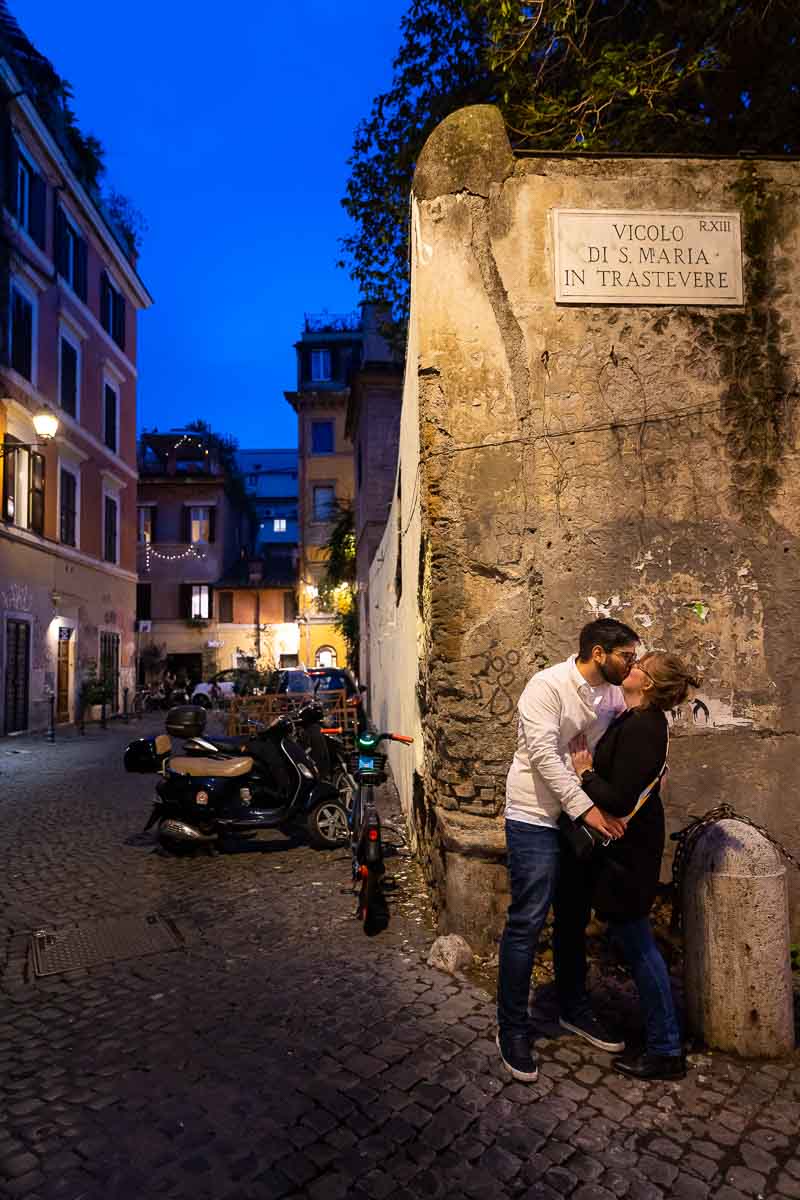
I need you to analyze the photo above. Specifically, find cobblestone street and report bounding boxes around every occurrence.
[0,719,798,1200]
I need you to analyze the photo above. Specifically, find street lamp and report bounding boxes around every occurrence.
[0,406,59,456]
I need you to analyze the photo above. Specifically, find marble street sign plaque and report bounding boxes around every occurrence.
[553,209,743,306]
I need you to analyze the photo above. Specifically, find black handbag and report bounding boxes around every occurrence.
[557,812,610,861]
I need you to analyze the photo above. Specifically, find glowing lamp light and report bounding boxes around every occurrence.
[33,409,59,441]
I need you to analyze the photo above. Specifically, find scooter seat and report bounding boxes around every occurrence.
[169,755,253,778]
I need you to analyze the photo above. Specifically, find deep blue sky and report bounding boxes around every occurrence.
[17,1,407,448]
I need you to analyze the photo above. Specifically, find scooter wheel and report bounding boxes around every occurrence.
[307,801,349,849]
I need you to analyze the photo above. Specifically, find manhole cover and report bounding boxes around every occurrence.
[31,913,183,977]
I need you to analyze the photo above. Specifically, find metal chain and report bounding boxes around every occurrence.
[669,802,800,932]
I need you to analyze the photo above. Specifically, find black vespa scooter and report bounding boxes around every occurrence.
[124,705,348,851]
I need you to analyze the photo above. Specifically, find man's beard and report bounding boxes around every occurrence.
[598,659,625,685]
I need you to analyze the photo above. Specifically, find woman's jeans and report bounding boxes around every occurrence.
[498,819,593,1036]
[608,916,682,1057]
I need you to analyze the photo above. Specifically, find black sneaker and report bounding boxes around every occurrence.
[496,1031,539,1083]
[613,1051,686,1080]
[559,1011,625,1053]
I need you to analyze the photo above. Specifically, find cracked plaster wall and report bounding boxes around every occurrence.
[368,105,800,948]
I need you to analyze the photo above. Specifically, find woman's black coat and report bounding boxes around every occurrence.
[581,705,669,920]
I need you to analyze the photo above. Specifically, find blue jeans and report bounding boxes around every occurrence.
[498,819,592,1036]
[608,916,682,1056]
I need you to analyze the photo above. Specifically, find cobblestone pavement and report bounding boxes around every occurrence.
[0,717,798,1200]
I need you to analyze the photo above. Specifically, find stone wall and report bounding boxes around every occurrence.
[369,104,800,950]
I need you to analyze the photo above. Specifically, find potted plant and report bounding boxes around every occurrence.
[79,663,113,723]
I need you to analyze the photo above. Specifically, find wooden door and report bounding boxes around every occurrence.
[56,628,72,722]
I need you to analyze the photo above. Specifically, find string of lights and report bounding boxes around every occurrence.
[144,544,205,571]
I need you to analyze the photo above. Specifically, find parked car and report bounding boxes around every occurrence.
[190,668,263,707]
[307,667,367,730]
[263,669,316,695]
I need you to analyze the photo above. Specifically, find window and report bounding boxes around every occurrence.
[103,382,118,453]
[100,271,126,350]
[190,506,211,544]
[312,485,336,522]
[315,646,337,668]
[283,591,297,622]
[2,438,44,535]
[28,452,44,536]
[136,583,151,621]
[311,349,332,382]
[59,467,77,546]
[12,146,46,248]
[191,585,210,619]
[55,208,88,301]
[10,284,34,381]
[59,335,79,418]
[137,506,153,544]
[273,518,287,533]
[218,591,234,623]
[311,420,334,455]
[104,495,118,563]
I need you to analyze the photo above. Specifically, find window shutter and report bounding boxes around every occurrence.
[178,583,191,618]
[113,290,126,350]
[2,436,16,520]
[100,271,110,331]
[28,452,44,535]
[149,504,158,544]
[60,339,77,417]
[208,507,216,543]
[11,290,32,379]
[206,585,214,619]
[3,124,17,217]
[75,235,88,301]
[55,205,68,276]
[104,384,117,452]
[181,506,191,543]
[136,583,151,621]
[29,172,46,249]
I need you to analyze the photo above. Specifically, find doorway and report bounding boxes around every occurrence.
[4,618,30,734]
[57,627,73,722]
[99,631,120,714]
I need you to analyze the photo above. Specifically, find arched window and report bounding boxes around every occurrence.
[315,645,337,668]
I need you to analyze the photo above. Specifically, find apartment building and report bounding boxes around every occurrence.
[0,54,151,733]
[284,313,358,670]
[135,430,249,686]
[235,447,298,557]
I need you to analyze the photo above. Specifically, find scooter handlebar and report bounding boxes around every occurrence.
[388,733,414,745]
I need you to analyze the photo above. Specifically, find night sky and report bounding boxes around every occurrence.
[17,1,407,448]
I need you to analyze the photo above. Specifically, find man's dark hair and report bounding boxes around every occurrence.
[578,618,640,661]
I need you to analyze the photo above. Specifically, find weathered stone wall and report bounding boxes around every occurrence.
[369,104,800,949]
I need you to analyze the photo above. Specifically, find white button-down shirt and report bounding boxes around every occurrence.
[505,655,625,828]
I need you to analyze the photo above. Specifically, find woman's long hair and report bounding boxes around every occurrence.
[638,652,702,712]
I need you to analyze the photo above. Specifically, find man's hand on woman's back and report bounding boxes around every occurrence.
[583,805,626,840]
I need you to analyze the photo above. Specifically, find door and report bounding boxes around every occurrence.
[99,631,120,713]
[4,619,30,734]
[56,627,72,722]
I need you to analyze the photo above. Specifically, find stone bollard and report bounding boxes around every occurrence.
[683,818,794,1058]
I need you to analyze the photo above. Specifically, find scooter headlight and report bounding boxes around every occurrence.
[195,791,209,806]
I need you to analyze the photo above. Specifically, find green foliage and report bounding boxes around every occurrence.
[341,0,800,326]
[318,503,359,669]
[79,661,112,708]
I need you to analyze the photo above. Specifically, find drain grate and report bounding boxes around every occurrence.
[31,913,183,977]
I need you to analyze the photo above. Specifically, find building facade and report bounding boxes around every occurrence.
[235,448,298,556]
[345,304,403,686]
[0,52,151,734]
[135,431,249,687]
[285,314,358,670]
